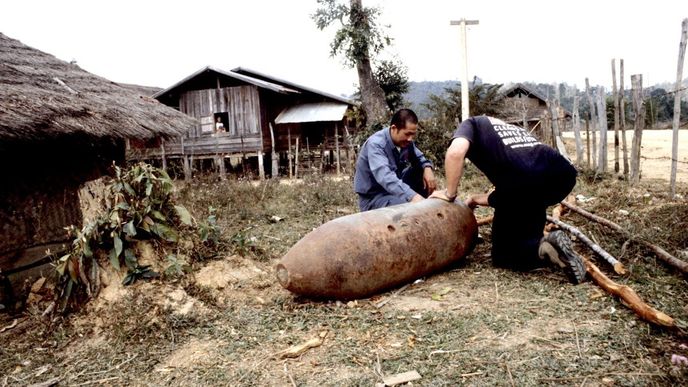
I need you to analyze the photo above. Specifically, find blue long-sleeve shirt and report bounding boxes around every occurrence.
[353,127,432,201]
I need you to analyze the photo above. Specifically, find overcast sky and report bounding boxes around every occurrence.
[2,0,686,96]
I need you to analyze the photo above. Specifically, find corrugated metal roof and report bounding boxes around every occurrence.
[232,67,356,105]
[153,66,299,99]
[275,102,349,124]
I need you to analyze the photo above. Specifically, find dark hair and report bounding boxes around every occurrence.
[390,108,418,129]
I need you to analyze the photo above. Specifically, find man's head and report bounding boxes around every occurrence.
[389,108,418,148]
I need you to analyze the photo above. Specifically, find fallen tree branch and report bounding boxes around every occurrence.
[560,200,688,274]
[547,216,627,275]
[583,257,675,328]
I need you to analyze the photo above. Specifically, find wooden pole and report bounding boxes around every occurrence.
[596,87,608,173]
[585,78,598,169]
[258,150,265,180]
[450,19,479,122]
[670,18,688,198]
[295,137,300,179]
[160,141,167,173]
[620,59,629,177]
[306,137,312,171]
[344,125,354,175]
[269,123,279,178]
[630,74,645,184]
[572,95,584,165]
[288,127,293,179]
[585,119,591,168]
[183,155,191,182]
[612,59,621,174]
[335,122,341,175]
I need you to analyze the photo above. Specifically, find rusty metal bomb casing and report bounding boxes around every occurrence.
[276,199,478,300]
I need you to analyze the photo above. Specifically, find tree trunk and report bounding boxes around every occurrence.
[351,0,389,127]
[612,59,620,173]
[620,59,629,177]
[670,19,687,197]
[596,87,608,173]
[572,95,584,165]
[585,78,598,169]
[630,74,645,184]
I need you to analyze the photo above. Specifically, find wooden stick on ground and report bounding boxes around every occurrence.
[471,213,674,328]
[476,215,494,226]
[547,216,627,275]
[560,200,688,274]
[274,331,328,359]
[583,257,675,327]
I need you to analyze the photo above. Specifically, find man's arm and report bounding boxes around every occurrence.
[444,137,470,197]
[429,137,470,201]
[412,144,437,194]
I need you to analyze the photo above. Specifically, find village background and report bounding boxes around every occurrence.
[2,1,688,386]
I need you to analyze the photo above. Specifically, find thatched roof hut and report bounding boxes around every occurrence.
[0,33,194,144]
[0,33,196,305]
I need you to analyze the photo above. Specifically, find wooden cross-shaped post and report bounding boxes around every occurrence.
[450,18,479,123]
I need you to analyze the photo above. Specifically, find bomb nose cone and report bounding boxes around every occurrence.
[276,263,290,288]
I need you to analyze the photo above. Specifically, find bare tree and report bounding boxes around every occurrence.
[670,19,687,197]
[585,78,598,169]
[620,59,629,177]
[630,74,645,184]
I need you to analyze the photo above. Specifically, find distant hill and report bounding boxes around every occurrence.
[404,80,458,119]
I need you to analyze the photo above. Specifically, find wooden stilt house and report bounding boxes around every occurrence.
[500,83,572,144]
[135,66,356,178]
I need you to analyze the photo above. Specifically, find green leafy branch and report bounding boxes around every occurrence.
[56,162,195,312]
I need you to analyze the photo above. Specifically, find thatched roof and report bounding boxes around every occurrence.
[0,33,196,142]
[117,83,163,97]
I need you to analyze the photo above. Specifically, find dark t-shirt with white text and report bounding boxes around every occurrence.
[452,116,570,190]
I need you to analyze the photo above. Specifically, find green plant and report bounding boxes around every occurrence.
[198,206,221,245]
[56,162,196,311]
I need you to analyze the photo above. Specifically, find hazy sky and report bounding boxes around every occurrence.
[2,0,686,96]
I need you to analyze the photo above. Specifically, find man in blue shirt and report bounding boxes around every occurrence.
[354,109,436,211]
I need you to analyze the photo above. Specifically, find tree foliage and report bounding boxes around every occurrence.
[415,82,503,169]
[312,0,391,67]
[373,59,409,111]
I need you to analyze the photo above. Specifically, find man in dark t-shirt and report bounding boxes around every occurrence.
[430,116,586,284]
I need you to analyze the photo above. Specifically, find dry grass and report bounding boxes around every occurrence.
[1,170,688,386]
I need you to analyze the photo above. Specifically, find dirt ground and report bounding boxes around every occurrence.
[1,170,688,386]
[562,129,688,183]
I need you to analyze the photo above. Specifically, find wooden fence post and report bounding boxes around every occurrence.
[585,78,598,169]
[670,18,687,197]
[596,87,608,173]
[572,95,584,165]
[620,59,629,177]
[630,74,645,185]
[612,59,621,173]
